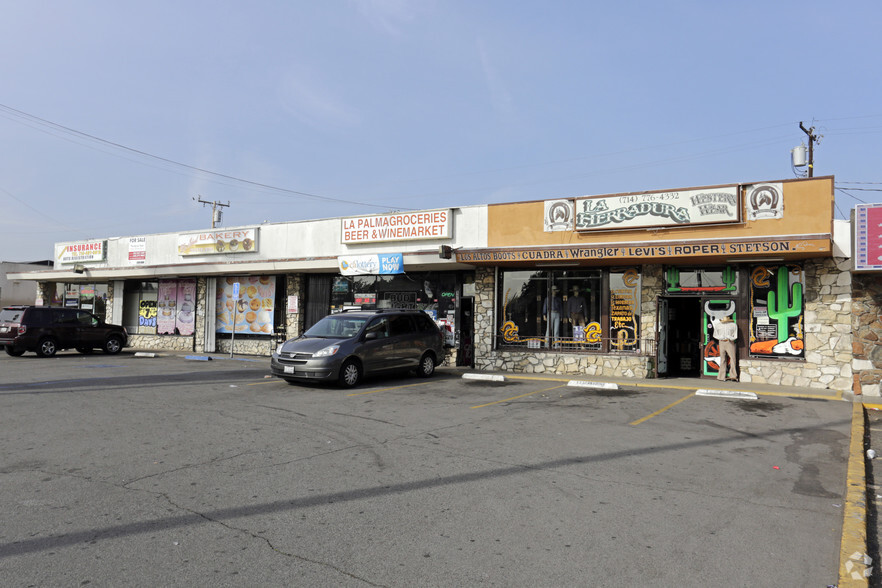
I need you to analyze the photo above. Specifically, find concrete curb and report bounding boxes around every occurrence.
[839,401,870,586]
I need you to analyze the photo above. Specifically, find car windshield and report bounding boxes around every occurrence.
[304,315,367,338]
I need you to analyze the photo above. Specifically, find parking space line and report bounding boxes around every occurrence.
[347,381,434,396]
[629,392,695,426]
[470,384,568,409]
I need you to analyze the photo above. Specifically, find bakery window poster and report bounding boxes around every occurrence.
[158,279,197,336]
[216,276,275,335]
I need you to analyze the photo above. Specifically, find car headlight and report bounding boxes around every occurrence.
[313,344,340,358]
[275,343,285,354]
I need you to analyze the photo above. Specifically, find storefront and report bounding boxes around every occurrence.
[456,176,854,391]
[9,178,870,392]
[12,206,485,364]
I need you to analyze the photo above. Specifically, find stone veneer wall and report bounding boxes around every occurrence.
[852,273,882,397]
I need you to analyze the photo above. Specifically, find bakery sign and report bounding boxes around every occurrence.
[574,186,740,231]
[177,228,258,256]
[55,240,107,264]
[342,210,451,244]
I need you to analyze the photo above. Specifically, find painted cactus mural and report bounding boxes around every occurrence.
[767,266,803,338]
[749,264,805,357]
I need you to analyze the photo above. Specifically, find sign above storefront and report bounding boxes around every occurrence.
[855,203,882,272]
[341,210,451,244]
[544,200,574,232]
[745,183,784,221]
[338,253,404,276]
[128,236,147,265]
[177,227,258,256]
[55,240,107,264]
[574,186,740,232]
[456,237,830,264]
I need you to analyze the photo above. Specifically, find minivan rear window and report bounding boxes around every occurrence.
[0,309,25,322]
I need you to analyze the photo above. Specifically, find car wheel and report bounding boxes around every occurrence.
[76,347,94,354]
[417,353,436,377]
[338,360,361,388]
[103,335,123,354]
[5,345,25,357]
[36,337,58,358]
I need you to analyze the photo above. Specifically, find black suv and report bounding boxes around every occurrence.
[271,309,445,387]
[0,306,128,357]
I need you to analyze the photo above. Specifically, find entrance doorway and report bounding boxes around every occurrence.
[657,297,702,377]
[457,296,474,367]
[657,296,738,378]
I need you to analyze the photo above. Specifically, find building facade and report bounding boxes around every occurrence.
[13,207,487,366]
[456,176,856,392]
[9,176,882,395]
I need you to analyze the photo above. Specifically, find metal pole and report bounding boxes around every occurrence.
[799,122,816,178]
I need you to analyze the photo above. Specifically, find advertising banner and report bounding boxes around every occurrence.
[216,276,275,335]
[55,240,107,264]
[338,253,403,276]
[341,210,451,243]
[128,237,147,265]
[855,203,882,271]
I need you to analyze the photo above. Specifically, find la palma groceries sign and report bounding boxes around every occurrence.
[342,210,451,244]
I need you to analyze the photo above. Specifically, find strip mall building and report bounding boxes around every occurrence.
[10,176,882,395]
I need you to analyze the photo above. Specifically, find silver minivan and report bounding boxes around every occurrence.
[270,309,445,387]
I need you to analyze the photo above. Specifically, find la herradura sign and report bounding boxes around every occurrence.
[574,187,740,231]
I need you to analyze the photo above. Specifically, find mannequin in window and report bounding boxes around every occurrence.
[543,286,563,349]
[567,286,587,346]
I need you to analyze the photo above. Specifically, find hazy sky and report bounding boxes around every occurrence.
[1,1,880,262]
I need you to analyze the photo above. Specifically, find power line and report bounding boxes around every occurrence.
[0,102,408,211]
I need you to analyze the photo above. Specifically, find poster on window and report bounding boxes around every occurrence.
[139,299,157,330]
[216,276,275,335]
[748,265,804,358]
[609,269,641,352]
[157,280,197,336]
[176,280,196,336]
[157,281,177,335]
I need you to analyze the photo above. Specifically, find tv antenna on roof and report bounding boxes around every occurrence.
[194,196,230,228]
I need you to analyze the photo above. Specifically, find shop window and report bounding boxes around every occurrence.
[748,264,804,359]
[47,283,108,321]
[664,266,738,294]
[123,281,158,334]
[609,269,641,352]
[215,276,276,337]
[328,272,457,323]
[498,270,603,350]
[157,279,197,336]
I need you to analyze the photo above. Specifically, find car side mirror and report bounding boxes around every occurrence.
[364,332,378,341]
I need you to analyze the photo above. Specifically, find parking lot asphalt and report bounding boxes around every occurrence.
[0,350,874,586]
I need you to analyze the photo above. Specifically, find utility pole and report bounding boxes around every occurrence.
[799,122,820,178]
[194,196,230,228]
